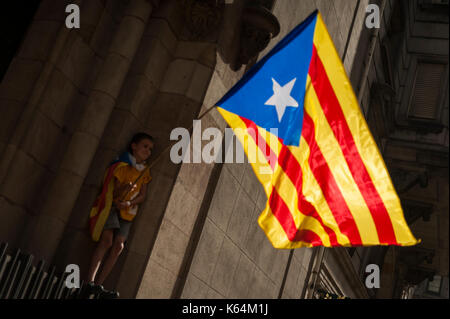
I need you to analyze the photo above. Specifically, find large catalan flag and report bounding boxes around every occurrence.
[216,10,419,248]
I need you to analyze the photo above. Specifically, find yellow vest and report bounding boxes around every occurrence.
[113,164,151,221]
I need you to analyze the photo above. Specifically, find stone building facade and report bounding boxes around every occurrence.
[0,0,447,299]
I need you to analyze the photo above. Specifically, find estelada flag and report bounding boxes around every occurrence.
[89,153,131,242]
[216,10,419,248]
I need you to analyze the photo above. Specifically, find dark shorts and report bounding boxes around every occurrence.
[103,205,132,240]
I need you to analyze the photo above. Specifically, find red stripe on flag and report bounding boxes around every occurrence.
[269,187,324,246]
[277,145,340,246]
[309,46,397,245]
[239,117,278,170]
[96,162,120,214]
[302,112,363,245]
[239,116,334,246]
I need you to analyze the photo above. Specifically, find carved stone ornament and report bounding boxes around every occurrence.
[179,0,224,39]
[231,3,280,70]
[404,267,435,286]
[398,247,435,270]
[402,199,434,224]
[389,168,428,194]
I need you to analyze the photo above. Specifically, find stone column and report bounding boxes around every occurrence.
[0,0,76,182]
[21,0,154,262]
[0,0,78,246]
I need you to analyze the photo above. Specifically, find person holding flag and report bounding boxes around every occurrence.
[86,132,154,296]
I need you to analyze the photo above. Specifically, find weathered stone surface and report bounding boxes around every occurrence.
[210,237,241,296]
[181,273,210,298]
[0,58,43,102]
[128,172,175,256]
[282,257,301,298]
[57,35,97,92]
[150,218,189,275]
[296,267,308,297]
[243,205,268,262]
[66,184,98,229]
[60,131,100,178]
[226,189,254,248]
[175,41,217,69]
[23,213,67,262]
[151,0,185,38]
[38,69,79,128]
[0,99,25,145]
[177,160,215,202]
[83,147,117,187]
[0,150,50,212]
[186,63,214,103]
[115,250,147,299]
[228,253,255,298]
[21,110,67,171]
[110,16,148,59]
[189,218,225,284]
[160,59,197,96]
[123,0,153,22]
[240,162,263,204]
[0,197,28,245]
[137,258,177,298]
[93,52,130,98]
[145,18,178,54]
[207,167,241,232]
[206,287,225,299]
[17,20,60,61]
[40,168,84,222]
[164,179,201,234]
[130,39,172,89]
[246,267,272,298]
[77,0,105,43]
[90,7,118,58]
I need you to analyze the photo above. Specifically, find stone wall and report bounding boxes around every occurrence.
[176,0,379,299]
[0,0,118,253]
[2,0,444,300]
[0,0,215,298]
[61,0,218,298]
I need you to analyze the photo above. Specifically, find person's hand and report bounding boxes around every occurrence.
[117,182,132,195]
[115,182,136,199]
[116,200,132,210]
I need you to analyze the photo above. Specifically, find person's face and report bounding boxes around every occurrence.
[131,138,154,163]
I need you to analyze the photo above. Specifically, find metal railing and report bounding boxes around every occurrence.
[0,242,115,299]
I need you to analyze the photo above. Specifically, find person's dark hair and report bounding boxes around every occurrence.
[127,132,154,153]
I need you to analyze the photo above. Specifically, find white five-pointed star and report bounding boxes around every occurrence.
[264,78,299,122]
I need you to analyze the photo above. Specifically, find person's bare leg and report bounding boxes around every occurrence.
[86,230,114,283]
[95,235,126,285]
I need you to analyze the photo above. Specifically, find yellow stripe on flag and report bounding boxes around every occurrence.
[313,13,418,245]
[272,162,331,246]
[304,76,380,245]
[217,107,275,196]
[258,205,315,248]
[288,139,352,246]
[218,107,329,247]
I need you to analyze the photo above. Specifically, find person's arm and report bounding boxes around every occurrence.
[129,183,148,207]
[113,178,134,210]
